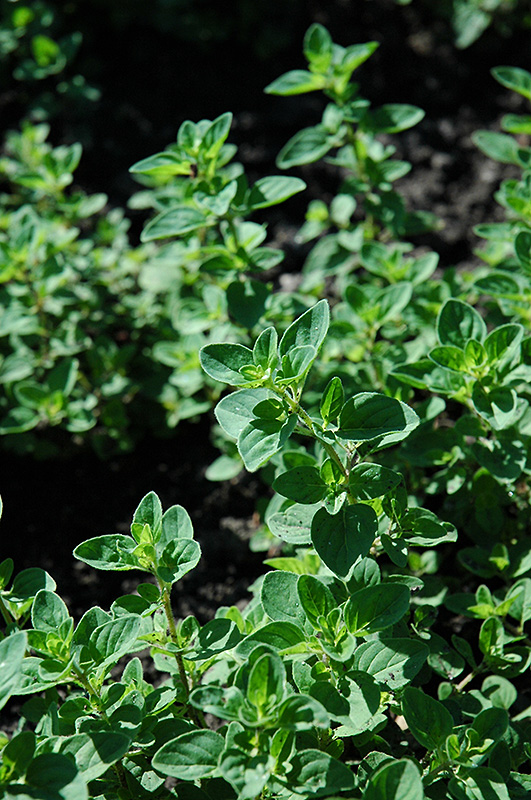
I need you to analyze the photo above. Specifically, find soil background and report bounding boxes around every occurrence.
[1,0,530,622]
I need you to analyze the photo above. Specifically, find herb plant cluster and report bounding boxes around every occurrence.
[1,19,531,800]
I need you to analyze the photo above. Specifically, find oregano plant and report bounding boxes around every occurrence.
[1,13,531,800]
[0,300,529,797]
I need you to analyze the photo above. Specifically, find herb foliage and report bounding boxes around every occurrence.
[1,20,531,800]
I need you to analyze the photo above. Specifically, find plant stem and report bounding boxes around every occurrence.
[271,384,349,478]
[504,619,531,647]
[158,579,206,728]
[159,583,189,698]
[455,667,480,692]
[0,595,15,627]
[72,666,130,793]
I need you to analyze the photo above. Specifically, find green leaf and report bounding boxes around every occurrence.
[48,358,78,396]
[274,466,328,504]
[376,282,413,324]
[2,730,35,778]
[25,753,88,800]
[303,24,333,71]
[235,621,306,658]
[238,415,297,472]
[429,345,468,372]
[31,590,70,632]
[479,617,504,657]
[341,41,379,73]
[265,70,326,96]
[132,491,162,543]
[502,113,531,134]
[253,327,278,369]
[471,384,519,430]
[311,671,380,733]
[13,382,49,410]
[220,748,270,799]
[279,299,329,357]
[247,176,306,209]
[286,748,355,797]
[202,112,233,158]
[153,730,224,780]
[473,130,523,165]
[320,377,344,426]
[72,607,110,647]
[160,504,194,547]
[348,463,402,500]
[515,231,531,272]
[0,631,27,710]
[11,568,56,600]
[400,508,457,547]
[352,638,429,689]
[311,505,377,579]
[347,558,381,592]
[481,675,517,709]
[0,406,39,434]
[247,650,286,710]
[471,706,508,747]
[449,766,511,800]
[200,343,254,385]
[141,206,209,241]
[437,299,487,347]
[158,538,201,584]
[344,583,410,635]
[276,126,331,168]
[484,324,523,365]
[465,339,488,369]
[276,694,329,730]
[364,104,424,134]
[277,344,317,384]
[129,151,191,177]
[401,687,453,750]
[40,732,130,783]
[73,535,139,571]
[31,34,60,66]
[363,758,423,800]
[297,574,336,630]
[188,618,241,661]
[226,279,269,329]
[262,571,307,625]
[89,614,142,665]
[199,180,238,215]
[190,685,245,722]
[267,502,315,544]
[338,393,419,442]
[474,272,521,298]
[492,66,531,100]
[214,387,271,438]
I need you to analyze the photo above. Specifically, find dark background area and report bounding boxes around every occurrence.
[0,0,530,618]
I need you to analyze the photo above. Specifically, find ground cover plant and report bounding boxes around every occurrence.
[0,299,530,798]
[0,13,531,800]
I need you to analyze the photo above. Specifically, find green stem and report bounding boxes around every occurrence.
[158,580,206,728]
[422,759,455,785]
[72,667,130,793]
[0,595,15,627]
[159,584,189,698]
[455,666,481,693]
[504,619,531,647]
[271,384,349,478]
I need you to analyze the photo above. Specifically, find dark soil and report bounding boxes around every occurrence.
[1,1,530,623]
[1,420,267,622]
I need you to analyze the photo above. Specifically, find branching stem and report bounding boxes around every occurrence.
[271,384,349,478]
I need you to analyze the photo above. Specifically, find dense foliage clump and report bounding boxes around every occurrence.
[1,15,531,800]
